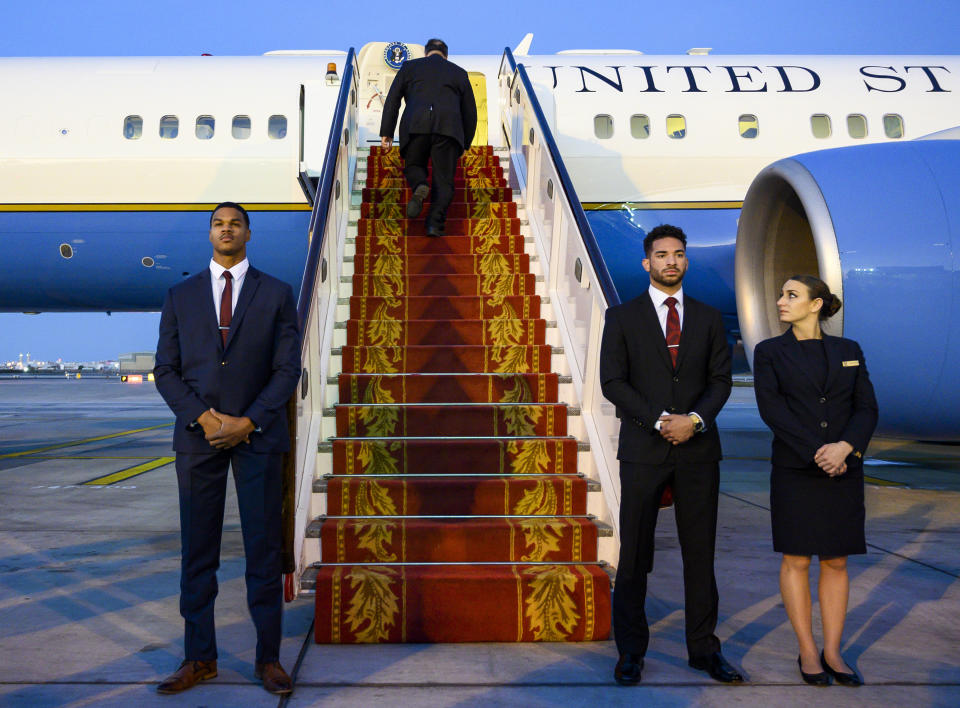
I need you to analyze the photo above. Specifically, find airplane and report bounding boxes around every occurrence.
[1,38,958,444]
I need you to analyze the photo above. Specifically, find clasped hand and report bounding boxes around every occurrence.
[198,408,255,450]
[659,414,695,445]
[814,441,853,477]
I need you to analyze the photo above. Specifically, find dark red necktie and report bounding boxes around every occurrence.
[219,271,233,347]
[665,296,680,368]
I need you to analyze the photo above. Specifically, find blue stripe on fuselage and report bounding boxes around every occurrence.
[0,209,310,311]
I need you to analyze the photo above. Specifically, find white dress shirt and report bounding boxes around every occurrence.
[209,258,249,322]
[647,284,704,432]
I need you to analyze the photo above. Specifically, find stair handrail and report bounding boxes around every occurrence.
[285,47,358,599]
[499,47,620,308]
[298,47,357,326]
[499,46,624,563]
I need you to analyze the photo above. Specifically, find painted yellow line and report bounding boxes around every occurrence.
[0,203,311,212]
[27,456,162,460]
[582,201,743,211]
[0,423,173,459]
[84,457,175,485]
[864,476,907,487]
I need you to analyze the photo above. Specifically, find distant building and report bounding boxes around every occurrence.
[118,352,155,373]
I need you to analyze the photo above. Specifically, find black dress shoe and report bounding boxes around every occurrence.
[688,652,743,683]
[425,226,445,237]
[821,650,863,686]
[798,655,830,685]
[614,653,643,685]
[406,183,429,219]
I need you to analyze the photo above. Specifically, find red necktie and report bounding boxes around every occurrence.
[665,296,680,368]
[219,271,233,347]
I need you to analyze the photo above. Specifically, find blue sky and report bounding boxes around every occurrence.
[1,0,957,361]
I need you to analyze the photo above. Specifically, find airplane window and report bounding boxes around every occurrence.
[195,115,215,140]
[883,114,904,139]
[810,114,831,139]
[159,115,179,139]
[268,115,287,140]
[666,114,686,139]
[594,114,614,139]
[232,115,251,139]
[847,114,867,139]
[630,114,650,139]
[123,115,143,140]
[738,114,759,139]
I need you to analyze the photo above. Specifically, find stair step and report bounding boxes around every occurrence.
[315,516,599,563]
[323,475,589,516]
[337,372,558,403]
[314,476,601,493]
[348,253,532,272]
[339,344,553,374]
[344,319,547,348]
[313,563,611,643]
[346,295,542,320]
[318,434,589,452]
[334,402,569,436]
[345,273,542,295]
[353,233,528,255]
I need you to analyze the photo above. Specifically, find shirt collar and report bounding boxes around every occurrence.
[209,258,249,281]
[648,283,683,309]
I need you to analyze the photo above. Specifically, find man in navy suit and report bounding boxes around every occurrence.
[599,225,741,686]
[153,202,301,696]
[379,38,478,236]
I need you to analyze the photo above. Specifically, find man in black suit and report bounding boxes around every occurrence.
[599,224,741,685]
[154,202,301,696]
[379,38,478,236]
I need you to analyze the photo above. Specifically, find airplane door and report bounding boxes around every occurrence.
[300,79,341,177]
[468,72,488,146]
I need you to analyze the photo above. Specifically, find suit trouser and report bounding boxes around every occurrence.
[613,454,721,658]
[401,133,461,232]
[176,448,283,663]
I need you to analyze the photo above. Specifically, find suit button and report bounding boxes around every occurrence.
[820,421,828,428]
[673,376,679,382]
[669,406,676,413]
[819,397,826,404]
[221,361,226,366]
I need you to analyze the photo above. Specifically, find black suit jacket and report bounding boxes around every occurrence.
[599,292,732,464]
[379,54,478,152]
[753,329,878,472]
[154,266,301,454]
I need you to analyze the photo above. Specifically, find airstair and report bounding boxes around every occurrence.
[288,47,626,644]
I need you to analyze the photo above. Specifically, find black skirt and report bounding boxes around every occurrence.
[770,464,866,556]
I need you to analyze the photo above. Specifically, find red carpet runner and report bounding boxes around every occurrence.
[314,145,611,643]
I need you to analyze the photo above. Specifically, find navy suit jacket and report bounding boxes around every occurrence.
[599,292,732,464]
[379,54,478,152]
[753,329,878,472]
[154,266,301,454]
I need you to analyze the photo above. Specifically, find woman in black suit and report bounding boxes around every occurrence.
[753,275,878,687]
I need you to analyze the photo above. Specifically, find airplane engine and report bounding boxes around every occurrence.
[736,139,960,440]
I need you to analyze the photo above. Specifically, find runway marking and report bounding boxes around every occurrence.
[864,475,907,487]
[25,456,163,460]
[0,423,173,459]
[83,457,175,486]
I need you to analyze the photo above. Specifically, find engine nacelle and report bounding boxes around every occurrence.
[736,140,960,440]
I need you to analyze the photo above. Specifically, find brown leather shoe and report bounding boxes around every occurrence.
[157,659,217,694]
[255,661,293,695]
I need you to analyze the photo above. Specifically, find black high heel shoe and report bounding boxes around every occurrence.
[798,655,830,685]
[821,650,863,686]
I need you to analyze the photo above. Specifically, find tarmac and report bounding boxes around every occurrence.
[1,376,958,707]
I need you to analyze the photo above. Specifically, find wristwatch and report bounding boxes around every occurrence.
[688,413,704,433]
